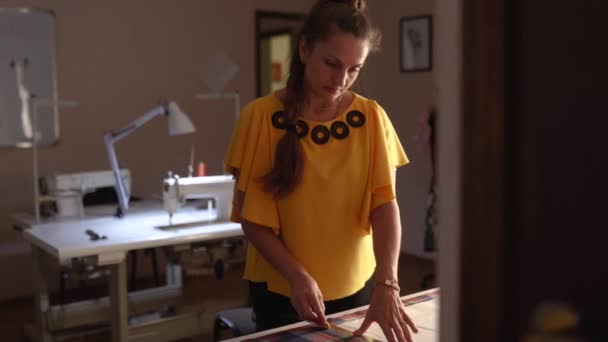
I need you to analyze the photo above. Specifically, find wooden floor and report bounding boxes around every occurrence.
[0,254,435,341]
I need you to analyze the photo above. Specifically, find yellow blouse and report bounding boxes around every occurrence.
[224,92,408,300]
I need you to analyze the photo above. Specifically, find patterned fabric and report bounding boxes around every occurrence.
[243,291,439,341]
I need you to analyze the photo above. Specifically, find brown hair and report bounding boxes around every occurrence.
[261,0,381,198]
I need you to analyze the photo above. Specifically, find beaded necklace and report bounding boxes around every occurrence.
[272,94,366,145]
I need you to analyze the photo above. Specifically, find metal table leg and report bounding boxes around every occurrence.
[31,246,52,342]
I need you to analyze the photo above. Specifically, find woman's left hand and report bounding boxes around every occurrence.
[353,286,418,342]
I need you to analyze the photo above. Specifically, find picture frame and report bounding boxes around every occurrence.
[400,15,433,72]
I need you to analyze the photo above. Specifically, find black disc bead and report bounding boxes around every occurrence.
[330,121,350,139]
[271,111,288,129]
[346,110,366,128]
[295,120,309,139]
[311,125,330,144]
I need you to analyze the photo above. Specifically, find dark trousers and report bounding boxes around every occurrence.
[249,276,374,332]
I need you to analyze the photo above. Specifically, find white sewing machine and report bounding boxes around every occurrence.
[162,173,234,224]
[42,169,131,217]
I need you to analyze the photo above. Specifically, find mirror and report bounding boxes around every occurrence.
[255,11,305,97]
[0,8,58,148]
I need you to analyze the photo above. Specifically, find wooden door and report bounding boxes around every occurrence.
[456,0,608,341]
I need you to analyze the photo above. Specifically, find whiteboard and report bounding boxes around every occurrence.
[0,8,58,147]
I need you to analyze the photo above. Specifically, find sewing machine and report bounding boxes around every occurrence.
[162,173,242,278]
[42,169,131,217]
[162,173,234,224]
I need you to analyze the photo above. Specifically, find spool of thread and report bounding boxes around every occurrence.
[197,162,207,177]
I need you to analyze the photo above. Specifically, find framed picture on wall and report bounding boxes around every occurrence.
[400,15,433,72]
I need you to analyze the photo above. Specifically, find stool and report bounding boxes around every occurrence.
[213,307,256,341]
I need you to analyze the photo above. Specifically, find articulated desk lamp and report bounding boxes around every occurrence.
[104,102,195,217]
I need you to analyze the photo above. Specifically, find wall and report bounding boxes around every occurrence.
[0,0,435,301]
[362,1,436,258]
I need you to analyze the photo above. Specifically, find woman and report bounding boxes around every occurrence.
[224,0,417,340]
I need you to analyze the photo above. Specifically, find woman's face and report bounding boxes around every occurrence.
[300,30,370,102]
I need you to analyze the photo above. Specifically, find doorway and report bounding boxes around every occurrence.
[255,11,305,97]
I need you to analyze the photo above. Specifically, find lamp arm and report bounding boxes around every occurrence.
[104,133,130,216]
[111,105,167,141]
[103,104,168,217]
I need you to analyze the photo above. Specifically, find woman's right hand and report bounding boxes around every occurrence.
[288,270,329,327]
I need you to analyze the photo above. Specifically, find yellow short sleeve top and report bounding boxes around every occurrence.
[224,92,408,300]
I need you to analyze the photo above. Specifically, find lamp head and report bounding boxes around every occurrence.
[167,102,195,136]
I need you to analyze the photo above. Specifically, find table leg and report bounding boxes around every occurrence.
[109,260,128,342]
[31,246,52,342]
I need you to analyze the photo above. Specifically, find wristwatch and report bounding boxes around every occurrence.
[377,278,400,292]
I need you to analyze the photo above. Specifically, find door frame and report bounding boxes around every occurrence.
[437,0,507,340]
